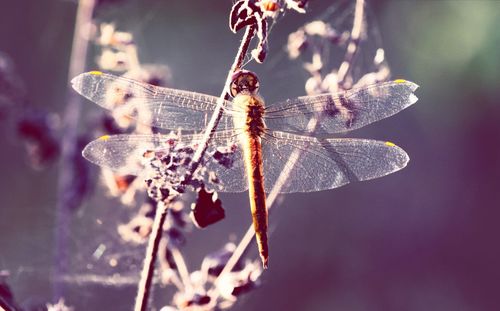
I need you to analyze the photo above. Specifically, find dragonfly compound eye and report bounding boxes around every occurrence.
[230,70,260,97]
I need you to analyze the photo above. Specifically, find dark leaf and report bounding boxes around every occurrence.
[190,187,225,228]
[17,109,60,169]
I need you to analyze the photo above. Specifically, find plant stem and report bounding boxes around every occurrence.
[134,200,170,311]
[53,0,95,300]
[336,0,365,87]
[170,246,192,292]
[134,24,256,311]
[184,25,255,185]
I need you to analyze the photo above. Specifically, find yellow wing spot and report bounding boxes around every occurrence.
[89,71,103,75]
[385,141,397,147]
[99,135,110,141]
[394,79,406,84]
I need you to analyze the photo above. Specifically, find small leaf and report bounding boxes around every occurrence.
[190,187,225,228]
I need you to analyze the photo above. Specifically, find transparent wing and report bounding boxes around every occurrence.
[261,131,409,193]
[264,80,418,135]
[82,131,248,192]
[83,130,409,194]
[71,71,238,131]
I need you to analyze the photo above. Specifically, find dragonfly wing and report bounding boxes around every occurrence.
[71,71,237,131]
[264,80,418,135]
[203,133,248,193]
[83,131,248,192]
[261,131,409,193]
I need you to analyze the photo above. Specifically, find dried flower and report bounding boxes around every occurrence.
[284,0,308,13]
[229,0,272,63]
[215,260,263,301]
[118,214,153,244]
[173,291,211,310]
[200,243,242,278]
[16,109,60,169]
[97,48,130,71]
[97,23,134,48]
[46,298,74,311]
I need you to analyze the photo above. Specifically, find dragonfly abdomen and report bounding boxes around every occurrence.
[233,93,269,267]
[242,132,268,268]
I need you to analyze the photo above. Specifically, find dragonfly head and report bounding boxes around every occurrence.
[230,70,260,97]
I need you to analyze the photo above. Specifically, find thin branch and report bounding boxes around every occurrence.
[336,0,365,87]
[53,0,95,300]
[184,25,256,185]
[170,246,193,292]
[134,24,257,311]
[134,200,171,311]
[158,237,184,291]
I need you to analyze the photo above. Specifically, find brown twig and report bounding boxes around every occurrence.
[53,0,96,300]
[170,246,193,292]
[336,0,365,88]
[184,25,256,185]
[134,200,171,311]
[134,24,257,311]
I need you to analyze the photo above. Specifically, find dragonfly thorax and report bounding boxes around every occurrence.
[232,93,266,137]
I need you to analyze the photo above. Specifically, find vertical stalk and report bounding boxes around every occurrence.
[337,0,365,86]
[184,25,255,184]
[53,0,95,299]
[134,24,256,311]
[134,201,170,311]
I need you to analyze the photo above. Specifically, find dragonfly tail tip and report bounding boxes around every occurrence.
[261,255,269,269]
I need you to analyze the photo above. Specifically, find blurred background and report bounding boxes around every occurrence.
[0,0,499,310]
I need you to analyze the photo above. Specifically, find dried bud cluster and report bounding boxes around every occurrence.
[230,0,309,63]
[286,1,390,95]
[159,243,263,311]
[142,137,200,201]
[287,20,349,60]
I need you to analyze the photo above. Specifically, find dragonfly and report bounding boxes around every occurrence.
[72,70,418,268]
